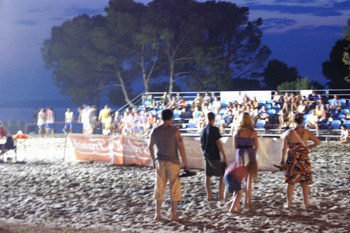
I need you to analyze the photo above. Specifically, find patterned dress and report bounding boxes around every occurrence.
[235,137,257,165]
[284,142,313,184]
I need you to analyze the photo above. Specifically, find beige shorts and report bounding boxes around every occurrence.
[153,160,181,202]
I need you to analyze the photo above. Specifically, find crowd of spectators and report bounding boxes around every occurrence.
[33,91,350,139]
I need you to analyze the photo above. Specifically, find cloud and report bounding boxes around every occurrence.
[248,4,342,17]
[63,5,106,18]
[13,19,38,26]
[261,17,298,31]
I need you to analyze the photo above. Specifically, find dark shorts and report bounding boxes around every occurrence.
[224,174,242,193]
[205,159,225,177]
[46,123,55,129]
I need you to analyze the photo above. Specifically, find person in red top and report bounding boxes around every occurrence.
[0,122,8,138]
[224,161,258,213]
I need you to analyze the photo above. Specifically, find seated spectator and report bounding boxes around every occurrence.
[307,91,318,109]
[272,91,283,107]
[305,109,320,136]
[202,92,211,108]
[192,92,203,109]
[179,97,189,110]
[296,100,308,114]
[159,92,170,108]
[144,94,156,110]
[251,97,259,110]
[167,96,179,110]
[278,102,294,131]
[315,104,326,119]
[258,105,270,123]
[196,111,206,133]
[220,110,234,133]
[330,94,342,112]
[339,125,350,144]
[211,96,222,114]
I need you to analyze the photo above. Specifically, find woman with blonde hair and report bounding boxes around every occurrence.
[230,112,259,209]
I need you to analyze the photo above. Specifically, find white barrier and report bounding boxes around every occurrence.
[68,133,283,171]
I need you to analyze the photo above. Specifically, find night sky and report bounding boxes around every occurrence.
[0,0,349,102]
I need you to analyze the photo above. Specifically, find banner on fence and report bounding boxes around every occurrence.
[68,134,282,170]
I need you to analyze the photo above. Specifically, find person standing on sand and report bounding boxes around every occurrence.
[148,109,189,221]
[37,108,46,137]
[200,112,227,201]
[280,113,320,209]
[232,112,258,209]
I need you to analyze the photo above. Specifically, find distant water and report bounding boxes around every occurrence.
[0,107,70,124]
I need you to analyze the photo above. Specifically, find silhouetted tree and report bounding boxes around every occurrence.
[263,59,302,90]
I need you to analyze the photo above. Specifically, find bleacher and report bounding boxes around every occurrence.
[136,90,350,138]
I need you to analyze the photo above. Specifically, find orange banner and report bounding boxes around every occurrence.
[68,134,110,162]
[68,134,282,171]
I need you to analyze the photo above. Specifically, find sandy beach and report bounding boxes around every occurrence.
[0,136,349,233]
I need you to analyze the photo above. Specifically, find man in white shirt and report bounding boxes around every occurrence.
[64,107,74,133]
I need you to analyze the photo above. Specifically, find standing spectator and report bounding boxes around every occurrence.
[81,104,91,134]
[64,107,74,133]
[37,108,46,137]
[0,122,8,138]
[280,113,320,209]
[148,109,189,221]
[200,112,227,201]
[87,105,98,134]
[98,105,111,129]
[45,107,55,137]
[233,112,259,209]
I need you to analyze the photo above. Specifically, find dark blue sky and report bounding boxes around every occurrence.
[0,0,348,102]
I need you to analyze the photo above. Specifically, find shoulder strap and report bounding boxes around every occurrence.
[293,129,307,148]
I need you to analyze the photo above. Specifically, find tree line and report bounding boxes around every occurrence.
[41,0,349,107]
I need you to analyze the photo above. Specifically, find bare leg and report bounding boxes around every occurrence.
[287,184,295,208]
[205,176,213,200]
[244,175,253,208]
[171,201,179,221]
[229,191,242,213]
[301,183,309,209]
[154,200,162,221]
[219,176,224,201]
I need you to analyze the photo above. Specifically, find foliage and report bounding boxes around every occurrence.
[322,39,350,88]
[263,59,301,90]
[42,0,272,106]
[277,78,316,91]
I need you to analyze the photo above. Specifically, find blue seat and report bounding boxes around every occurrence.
[343,120,350,129]
[255,119,266,129]
[267,109,276,115]
[337,114,346,120]
[341,108,350,114]
[331,120,342,129]
[265,103,272,109]
[340,99,347,108]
